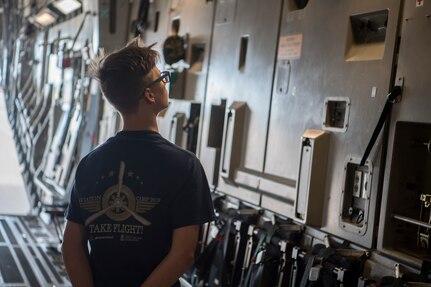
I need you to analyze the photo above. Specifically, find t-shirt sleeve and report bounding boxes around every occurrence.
[65,182,85,225]
[64,155,88,226]
[170,156,216,229]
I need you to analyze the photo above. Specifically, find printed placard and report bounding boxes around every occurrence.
[278,34,303,60]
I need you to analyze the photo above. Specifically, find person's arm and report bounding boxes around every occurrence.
[62,220,94,287]
[140,225,199,287]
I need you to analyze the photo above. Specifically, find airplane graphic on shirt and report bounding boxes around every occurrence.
[79,161,160,226]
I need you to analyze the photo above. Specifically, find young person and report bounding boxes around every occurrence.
[62,38,215,287]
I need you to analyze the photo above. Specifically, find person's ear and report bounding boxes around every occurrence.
[142,88,156,104]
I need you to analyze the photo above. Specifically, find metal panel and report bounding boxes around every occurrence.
[56,105,82,188]
[200,0,282,192]
[0,246,23,283]
[377,0,431,265]
[1,219,17,245]
[167,0,215,102]
[146,0,217,179]
[168,112,185,145]
[97,101,120,144]
[200,100,226,186]
[151,0,215,155]
[0,216,71,286]
[141,0,171,61]
[157,100,200,151]
[215,0,237,24]
[14,247,42,287]
[263,0,401,247]
[0,226,4,243]
[99,0,131,52]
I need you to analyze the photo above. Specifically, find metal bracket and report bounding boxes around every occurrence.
[292,246,300,259]
[420,194,431,208]
[393,76,404,103]
[309,264,321,281]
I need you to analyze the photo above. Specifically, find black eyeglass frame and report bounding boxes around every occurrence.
[146,71,171,89]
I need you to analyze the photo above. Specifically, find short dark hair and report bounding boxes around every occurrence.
[90,38,159,113]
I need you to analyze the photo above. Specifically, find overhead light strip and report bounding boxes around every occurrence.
[33,9,57,26]
[52,0,82,15]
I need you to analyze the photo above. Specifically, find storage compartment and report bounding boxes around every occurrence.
[190,43,205,72]
[169,70,186,99]
[345,10,388,61]
[238,35,249,70]
[287,0,309,11]
[207,101,227,149]
[385,122,431,258]
[205,101,227,186]
[323,97,350,132]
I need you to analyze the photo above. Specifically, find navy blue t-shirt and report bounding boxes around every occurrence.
[65,130,215,287]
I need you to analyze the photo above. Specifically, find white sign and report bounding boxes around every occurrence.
[278,34,303,60]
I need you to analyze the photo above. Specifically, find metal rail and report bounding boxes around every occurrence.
[393,214,431,230]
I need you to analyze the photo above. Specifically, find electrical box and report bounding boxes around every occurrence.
[294,129,330,226]
[339,157,373,236]
[323,97,350,133]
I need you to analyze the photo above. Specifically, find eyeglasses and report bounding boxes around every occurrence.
[147,71,171,88]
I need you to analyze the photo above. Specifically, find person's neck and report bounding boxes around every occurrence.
[121,112,159,132]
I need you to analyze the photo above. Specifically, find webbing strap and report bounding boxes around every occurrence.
[242,233,265,287]
[360,86,402,166]
[242,224,277,287]
[299,255,315,287]
[299,247,335,287]
[222,218,233,258]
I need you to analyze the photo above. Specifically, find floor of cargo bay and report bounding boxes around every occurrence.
[0,88,30,215]
[0,215,70,286]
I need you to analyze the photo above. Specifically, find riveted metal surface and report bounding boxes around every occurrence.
[263,0,401,247]
[144,0,215,155]
[200,0,283,192]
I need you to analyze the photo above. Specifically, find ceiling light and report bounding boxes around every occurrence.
[33,9,57,26]
[52,0,82,15]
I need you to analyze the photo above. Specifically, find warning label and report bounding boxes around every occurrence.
[278,34,303,60]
